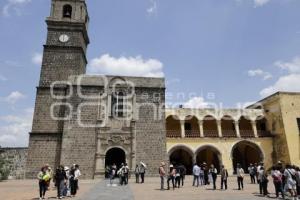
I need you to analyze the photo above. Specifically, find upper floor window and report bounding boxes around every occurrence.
[63,5,72,18]
[111,91,125,118]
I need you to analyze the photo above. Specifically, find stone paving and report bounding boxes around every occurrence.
[0,176,290,200]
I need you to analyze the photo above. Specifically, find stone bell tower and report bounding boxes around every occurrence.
[26,0,90,178]
[39,0,89,86]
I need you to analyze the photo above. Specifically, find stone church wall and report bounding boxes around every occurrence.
[0,147,28,179]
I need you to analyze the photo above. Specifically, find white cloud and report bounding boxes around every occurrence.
[254,0,271,7]
[147,0,158,15]
[260,56,300,97]
[2,91,26,104]
[248,69,272,80]
[274,56,300,74]
[88,54,164,77]
[260,74,300,97]
[183,97,210,109]
[32,52,43,65]
[0,108,33,147]
[2,0,31,17]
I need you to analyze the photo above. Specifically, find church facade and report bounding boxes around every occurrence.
[26,0,167,178]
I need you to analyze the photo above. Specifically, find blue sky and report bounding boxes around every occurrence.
[0,0,300,147]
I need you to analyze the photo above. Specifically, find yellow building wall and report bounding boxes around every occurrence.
[167,138,273,174]
[279,94,300,166]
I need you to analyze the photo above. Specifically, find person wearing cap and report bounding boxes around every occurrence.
[167,164,176,190]
[159,162,166,190]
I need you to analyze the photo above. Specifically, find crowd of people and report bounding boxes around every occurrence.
[37,164,81,200]
[36,160,300,199]
[158,161,300,200]
[106,162,147,186]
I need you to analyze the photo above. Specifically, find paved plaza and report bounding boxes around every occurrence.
[0,175,285,200]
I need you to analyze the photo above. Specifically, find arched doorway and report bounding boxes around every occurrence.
[231,141,263,173]
[196,146,222,173]
[105,147,126,171]
[169,147,193,175]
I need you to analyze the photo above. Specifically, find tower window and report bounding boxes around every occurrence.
[63,4,72,18]
[111,92,125,118]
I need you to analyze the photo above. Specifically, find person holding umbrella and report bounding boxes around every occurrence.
[139,161,147,183]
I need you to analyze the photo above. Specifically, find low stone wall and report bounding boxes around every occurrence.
[0,147,28,179]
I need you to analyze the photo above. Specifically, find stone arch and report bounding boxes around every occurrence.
[239,116,255,137]
[221,115,236,137]
[184,115,200,138]
[203,115,218,137]
[168,145,194,174]
[231,140,264,173]
[166,115,181,138]
[195,145,222,173]
[104,147,126,176]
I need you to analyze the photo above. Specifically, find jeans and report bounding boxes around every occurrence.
[199,174,204,185]
[70,179,78,196]
[175,176,181,188]
[160,176,164,190]
[221,178,227,190]
[274,181,284,198]
[39,181,47,198]
[259,180,263,194]
[250,174,256,184]
[212,176,217,190]
[180,175,185,186]
[167,176,175,189]
[193,175,199,187]
[135,174,139,183]
[56,180,65,197]
[237,177,244,190]
[262,180,268,196]
[140,173,145,183]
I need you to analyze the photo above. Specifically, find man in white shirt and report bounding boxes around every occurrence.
[236,163,244,190]
[193,163,201,187]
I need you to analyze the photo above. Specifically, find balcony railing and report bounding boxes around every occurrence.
[166,129,273,138]
[240,130,255,138]
[257,130,273,137]
[203,130,219,137]
[185,130,201,138]
[166,130,181,138]
[222,130,237,137]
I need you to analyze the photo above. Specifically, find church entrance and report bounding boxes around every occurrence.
[169,148,193,175]
[231,141,263,173]
[105,148,126,176]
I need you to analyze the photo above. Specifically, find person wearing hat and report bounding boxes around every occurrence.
[167,164,176,190]
[159,162,166,190]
